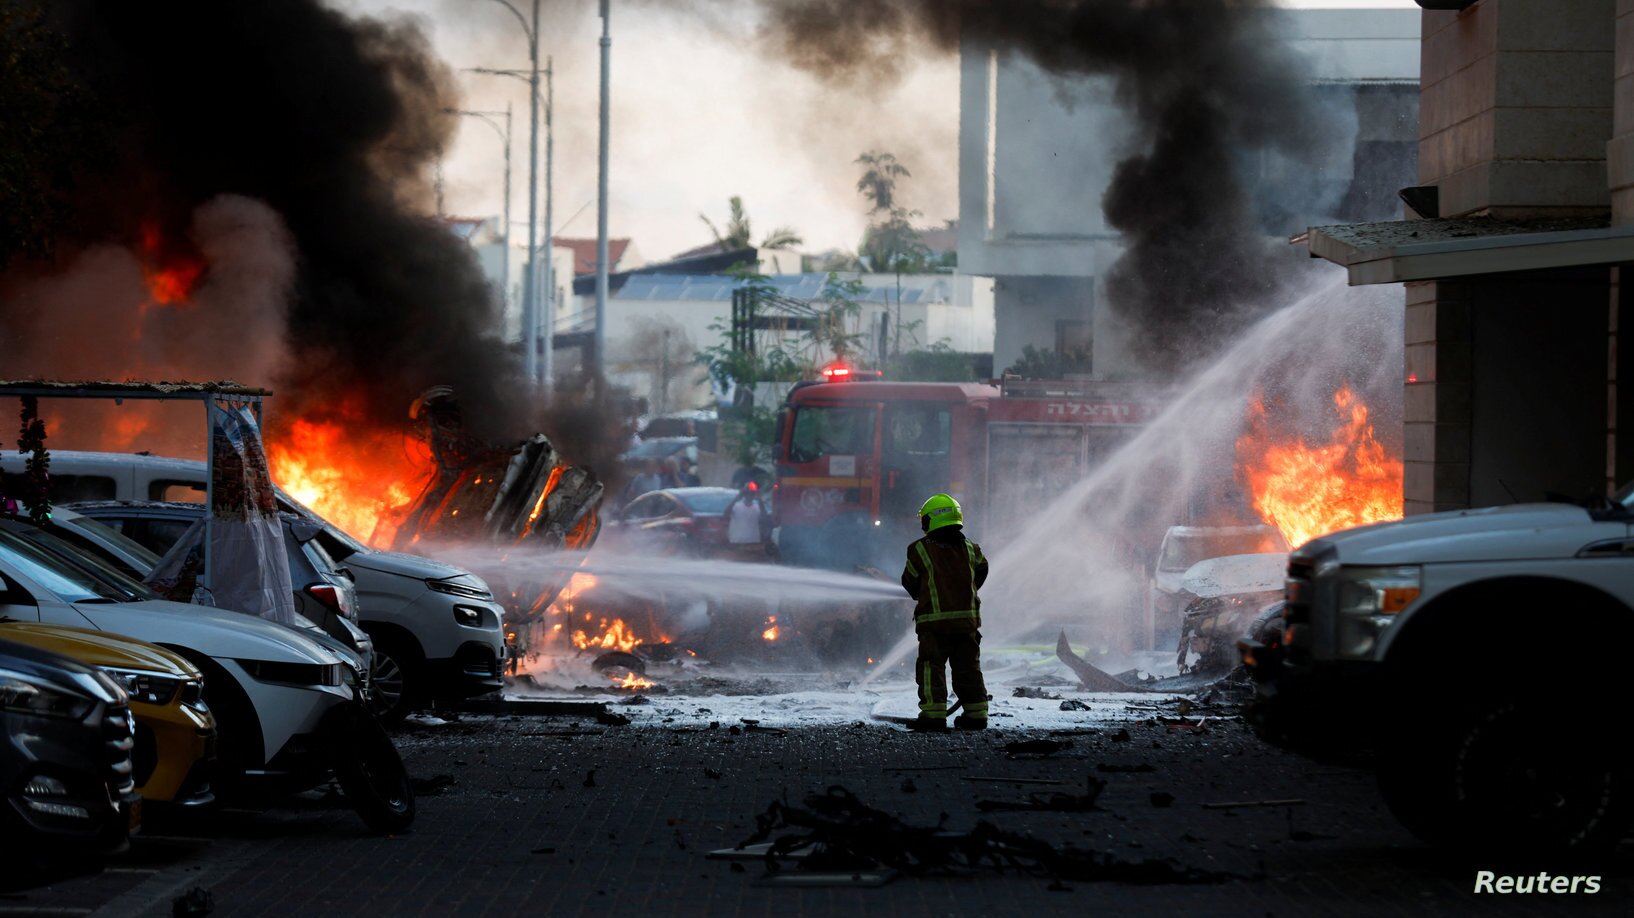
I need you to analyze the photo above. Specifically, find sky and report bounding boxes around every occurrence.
[337,0,1420,264]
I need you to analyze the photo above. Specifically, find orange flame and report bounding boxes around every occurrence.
[1237,385,1403,548]
[761,615,779,642]
[266,408,430,546]
[572,618,646,653]
[612,671,654,690]
[138,222,205,307]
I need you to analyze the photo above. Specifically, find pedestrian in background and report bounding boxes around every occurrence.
[728,481,767,560]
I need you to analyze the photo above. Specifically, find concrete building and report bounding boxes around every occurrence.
[445,215,578,346]
[1305,0,1634,514]
[958,8,1422,377]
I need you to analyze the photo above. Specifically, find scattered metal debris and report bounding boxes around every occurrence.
[1055,632,1140,692]
[1004,739,1073,758]
[1202,798,1305,810]
[1059,699,1092,711]
[1012,687,1062,700]
[976,776,1106,813]
[736,786,1234,885]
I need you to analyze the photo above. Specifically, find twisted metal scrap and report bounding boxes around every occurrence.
[739,786,1233,884]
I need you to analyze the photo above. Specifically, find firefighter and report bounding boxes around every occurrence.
[901,493,989,731]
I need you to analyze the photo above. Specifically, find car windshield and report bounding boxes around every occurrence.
[1159,529,1288,573]
[58,515,162,571]
[788,405,875,463]
[0,527,149,603]
[675,490,736,514]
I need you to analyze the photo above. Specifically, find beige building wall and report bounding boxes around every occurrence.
[1419,0,1615,218]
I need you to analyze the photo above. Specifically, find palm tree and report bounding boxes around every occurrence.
[700,196,802,251]
[855,151,911,215]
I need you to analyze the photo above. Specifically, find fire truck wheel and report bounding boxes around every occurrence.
[1377,693,1630,856]
[328,703,416,834]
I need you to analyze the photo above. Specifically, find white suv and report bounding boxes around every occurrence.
[1,451,506,721]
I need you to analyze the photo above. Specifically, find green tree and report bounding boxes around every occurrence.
[699,195,802,252]
[855,151,910,214]
[1003,344,1094,379]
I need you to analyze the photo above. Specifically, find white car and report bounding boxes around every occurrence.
[1147,524,1287,648]
[3,450,507,721]
[1244,499,1634,855]
[0,518,413,832]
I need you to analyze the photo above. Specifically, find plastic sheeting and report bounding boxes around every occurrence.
[206,400,297,625]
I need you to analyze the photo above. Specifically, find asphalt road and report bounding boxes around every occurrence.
[8,698,1631,917]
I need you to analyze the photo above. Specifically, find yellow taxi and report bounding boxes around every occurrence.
[0,623,216,807]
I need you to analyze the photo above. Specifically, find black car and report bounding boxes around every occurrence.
[0,639,138,859]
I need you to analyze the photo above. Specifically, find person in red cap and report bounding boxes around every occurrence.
[728,481,768,560]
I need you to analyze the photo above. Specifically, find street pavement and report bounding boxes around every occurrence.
[7,691,1631,916]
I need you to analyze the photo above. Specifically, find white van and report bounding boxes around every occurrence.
[2,450,506,721]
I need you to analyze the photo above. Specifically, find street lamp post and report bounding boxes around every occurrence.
[446,107,513,324]
[595,0,612,383]
[470,0,544,388]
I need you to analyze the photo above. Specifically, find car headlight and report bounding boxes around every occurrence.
[238,660,345,687]
[0,671,95,721]
[1334,565,1421,659]
[102,667,185,707]
[428,578,493,600]
[452,605,486,627]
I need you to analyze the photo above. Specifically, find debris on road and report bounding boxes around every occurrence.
[1012,687,1062,700]
[736,786,1233,885]
[976,776,1106,813]
[172,887,214,917]
[1004,739,1073,758]
[1055,632,1139,693]
[1202,798,1305,810]
[1058,699,1092,711]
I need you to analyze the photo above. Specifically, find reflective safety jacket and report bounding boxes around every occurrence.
[901,526,989,633]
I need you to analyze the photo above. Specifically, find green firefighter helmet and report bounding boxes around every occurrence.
[918,493,964,533]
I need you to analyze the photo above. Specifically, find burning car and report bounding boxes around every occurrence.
[1147,524,1287,647]
[1171,552,1287,675]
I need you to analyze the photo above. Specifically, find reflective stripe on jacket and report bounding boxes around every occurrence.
[901,528,988,630]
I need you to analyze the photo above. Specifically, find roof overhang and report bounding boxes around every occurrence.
[1301,217,1634,285]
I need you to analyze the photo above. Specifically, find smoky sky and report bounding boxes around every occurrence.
[1,0,525,443]
[753,0,1342,376]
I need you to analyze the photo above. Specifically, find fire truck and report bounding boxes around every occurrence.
[771,368,1165,568]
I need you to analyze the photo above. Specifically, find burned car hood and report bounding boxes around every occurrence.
[1308,503,1626,565]
[344,549,469,580]
[1180,553,1288,600]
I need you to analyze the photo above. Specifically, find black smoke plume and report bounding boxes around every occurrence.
[753,0,1339,376]
[0,0,526,445]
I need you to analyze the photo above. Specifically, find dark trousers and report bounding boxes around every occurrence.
[915,630,988,720]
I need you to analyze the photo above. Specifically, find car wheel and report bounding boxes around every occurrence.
[1377,695,1630,856]
[366,635,422,725]
[326,703,415,834]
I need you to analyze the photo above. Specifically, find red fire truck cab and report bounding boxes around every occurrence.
[772,376,1163,568]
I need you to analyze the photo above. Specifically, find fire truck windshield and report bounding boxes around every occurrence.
[788,405,874,463]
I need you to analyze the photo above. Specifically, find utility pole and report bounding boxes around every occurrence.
[525,0,542,387]
[594,0,612,383]
[469,0,545,388]
[540,58,555,392]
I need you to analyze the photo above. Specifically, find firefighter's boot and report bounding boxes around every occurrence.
[953,715,987,731]
[907,716,948,732]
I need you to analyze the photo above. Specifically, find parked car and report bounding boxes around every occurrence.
[1147,524,1287,646]
[0,518,412,832]
[62,502,371,670]
[0,638,137,858]
[5,451,506,722]
[1242,498,1634,855]
[1,622,215,807]
[603,487,741,556]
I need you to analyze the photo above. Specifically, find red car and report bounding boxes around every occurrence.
[605,487,754,556]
